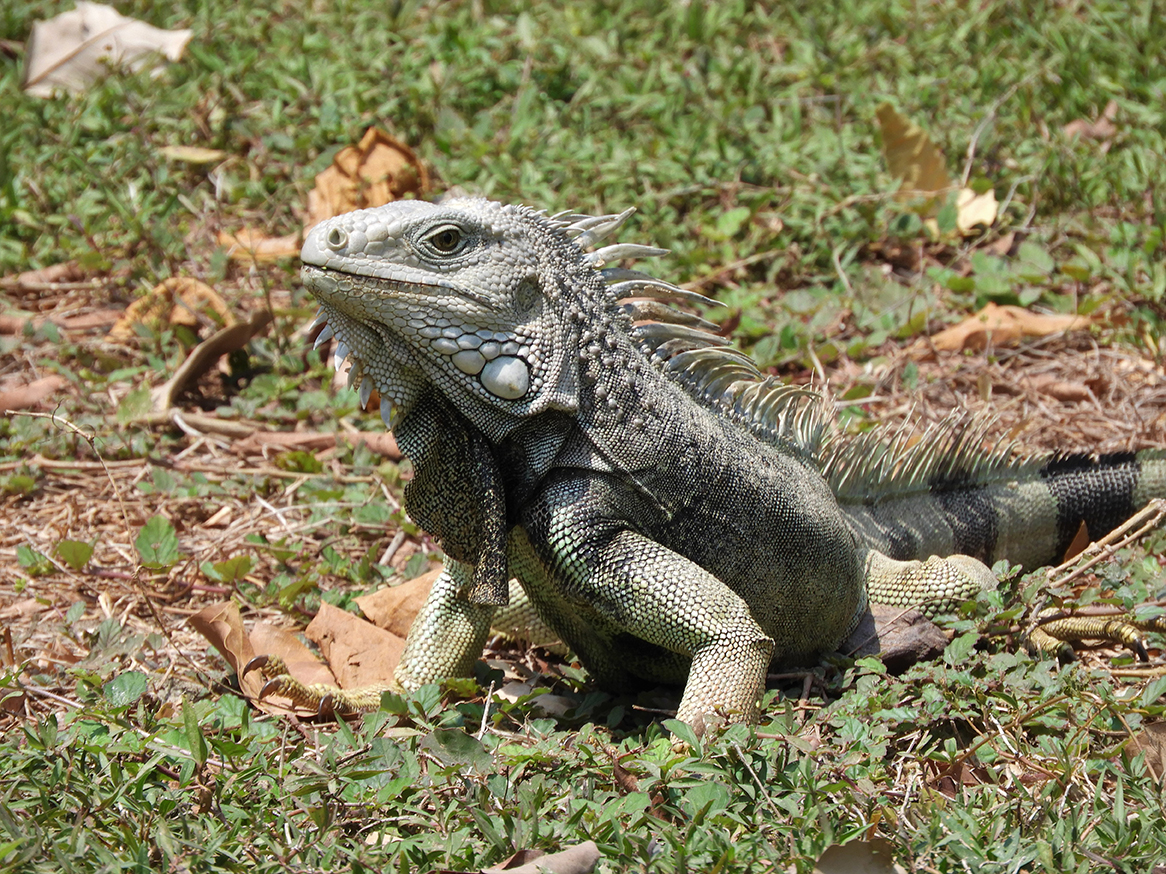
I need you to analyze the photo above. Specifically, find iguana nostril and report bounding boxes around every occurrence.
[327,227,347,250]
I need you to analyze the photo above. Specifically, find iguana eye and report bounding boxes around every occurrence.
[427,225,464,254]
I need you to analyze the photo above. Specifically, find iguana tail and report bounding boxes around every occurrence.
[826,421,1166,571]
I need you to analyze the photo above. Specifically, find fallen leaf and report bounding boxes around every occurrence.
[0,376,66,412]
[188,602,261,700]
[842,605,949,672]
[188,601,329,716]
[814,839,908,874]
[158,145,227,164]
[955,186,997,234]
[916,302,1094,356]
[110,276,234,342]
[1127,721,1166,780]
[876,103,952,210]
[1061,521,1091,565]
[150,309,272,412]
[0,599,52,621]
[1022,374,1093,403]
[355,568,441,638]
[231,429,401,460]
[0,315,28,335]
[494,682,576,718]
[1,261,87,289]
[306,602,406,690]
[306,127,430,227]
[23,1,192,97]
[60,309,123,331]
[987,231,1017,256]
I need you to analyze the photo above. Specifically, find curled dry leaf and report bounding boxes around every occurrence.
[876,102,951,207]
[1063,99,1119,149]
[955,187,998,233]
[1,261,87,289]
[876,103,996,235]
[915,302,1094,356]
[1127,721,1166,780]
[158,145,228,165]
[842,605,949,672]
[306,127,431,228]
[221,127,430,262]
[355,568,441,639]
[188,601,334,717]
[110,277,234,343]
[480,841,600,874]
[216,228,302,263]
[814,839,908,874]
[230,429,401,460]
[23,1,192,98]
[150,308,273,412]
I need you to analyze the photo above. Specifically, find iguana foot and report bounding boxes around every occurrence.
[242,655,394,715]
[1026,613,1166,661]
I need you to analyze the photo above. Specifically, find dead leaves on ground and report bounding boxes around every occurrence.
[218,128,430,262]
[913,302,1096,356]
[875,103,998,236]
[445,841,600,874]
[189,571,435,717]
[22,1,192,98]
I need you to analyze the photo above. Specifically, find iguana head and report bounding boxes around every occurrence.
[301,197,600,439]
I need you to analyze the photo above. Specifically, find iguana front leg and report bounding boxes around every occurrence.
[517,518,775,735]
[394,557,497,690]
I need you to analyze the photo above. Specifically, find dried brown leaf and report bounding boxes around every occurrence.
[1063,99,1118,145]
[150,309,273,412]
[217,229,302,263]
[876,103,952,209]
[158,145,227,164]
[1127,721,1166,781]
[917,303,1094,356]
[305,602,406,689]
[482,841,600,874]
[814,839,908,874]
[110,277,234,342]
[355,568,441,638]
[230,429,401,460]
[23,1,192,97]
[188,601,329,716]
[0,375,66,412]
[306,128,430,227]
[955,186,997,234]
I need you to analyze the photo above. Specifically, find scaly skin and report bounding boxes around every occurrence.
[295,197,1166,734]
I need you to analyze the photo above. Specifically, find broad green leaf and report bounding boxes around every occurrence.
[55,539,94,571]
[135,515,182,568]
[104,671,148,708]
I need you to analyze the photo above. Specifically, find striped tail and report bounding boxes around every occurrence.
[826,421,1166,570]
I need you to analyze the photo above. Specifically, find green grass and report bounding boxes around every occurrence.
[2,0,1166,870]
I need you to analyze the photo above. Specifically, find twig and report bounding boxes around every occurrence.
[730,742,785,822]
[1045,499,1166,588]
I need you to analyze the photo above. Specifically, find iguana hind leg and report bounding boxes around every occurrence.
[860,547,1161,661]
[862,548,998,617]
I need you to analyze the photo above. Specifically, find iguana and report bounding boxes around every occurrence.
[272,196,1166,734]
